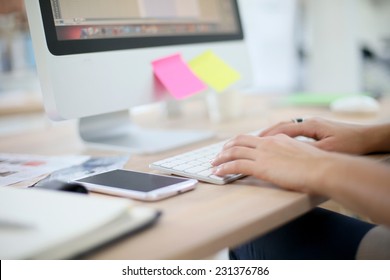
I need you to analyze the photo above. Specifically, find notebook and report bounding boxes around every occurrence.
[0,187,160,259]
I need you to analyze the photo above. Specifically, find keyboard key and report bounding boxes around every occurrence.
[198,169,213,177]
[184,166,209,174]
[172,164,193,171]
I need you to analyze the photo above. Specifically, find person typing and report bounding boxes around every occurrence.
[212,117,390,260]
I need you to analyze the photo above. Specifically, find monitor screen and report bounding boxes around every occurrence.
[41,0,243,55]
[26,0,252,154]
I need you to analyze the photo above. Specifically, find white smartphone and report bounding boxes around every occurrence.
[75,169,197,201]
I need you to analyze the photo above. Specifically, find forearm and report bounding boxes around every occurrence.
[314,154,390,226]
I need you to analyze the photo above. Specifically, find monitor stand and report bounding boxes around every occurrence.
[79,110,214,155]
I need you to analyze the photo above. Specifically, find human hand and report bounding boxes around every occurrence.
[211,134,332,194]
[260,117,372,155]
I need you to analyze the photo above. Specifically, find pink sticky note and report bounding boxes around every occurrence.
[152,53,207,99]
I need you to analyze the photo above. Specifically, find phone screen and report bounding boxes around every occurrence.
[76,169,189,192]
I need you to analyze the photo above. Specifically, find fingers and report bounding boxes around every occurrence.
[260,118,320,139]
[213,159,256,176]
[222,134,260,150]
[212,135,264,176]
[259,121,291,136]
[212,146,256,167]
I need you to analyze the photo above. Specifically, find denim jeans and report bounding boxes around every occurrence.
[229,208,375,260]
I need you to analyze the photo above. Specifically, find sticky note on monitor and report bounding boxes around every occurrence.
[152,53,207,99]
[189,50,241,93]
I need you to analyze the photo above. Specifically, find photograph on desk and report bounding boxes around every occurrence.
[0,153,128,187]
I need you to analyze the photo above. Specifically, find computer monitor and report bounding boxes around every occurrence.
[24,0,252,154]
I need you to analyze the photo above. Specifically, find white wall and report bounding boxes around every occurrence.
[239,0,298,93]
[240,0,390,94]
[304,0,361,93]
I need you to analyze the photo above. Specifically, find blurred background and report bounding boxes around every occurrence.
[240,0,390,96]
[1,0,390,128]
[0,0,37,92]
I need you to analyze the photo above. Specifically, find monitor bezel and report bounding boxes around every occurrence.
[39,0,244,56]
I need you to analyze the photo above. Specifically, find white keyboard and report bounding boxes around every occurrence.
[150,141,244,185]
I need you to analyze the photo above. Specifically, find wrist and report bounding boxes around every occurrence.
[363,124,390,153]
[304,152,340,196]
[306,151,366,197]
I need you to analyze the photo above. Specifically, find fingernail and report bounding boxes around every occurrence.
[212,166,221,175]
[210,154,220,166]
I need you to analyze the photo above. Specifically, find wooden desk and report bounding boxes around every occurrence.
[2,94,390,259]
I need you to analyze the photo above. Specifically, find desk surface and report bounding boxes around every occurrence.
[2,94,390,259]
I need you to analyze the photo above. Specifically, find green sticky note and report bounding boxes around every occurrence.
[189,50,241,93]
